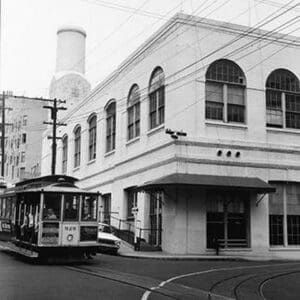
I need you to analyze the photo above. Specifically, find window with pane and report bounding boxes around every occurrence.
[88,115,97,161]
[43,193,62,220]
[149,67,165,129]
[205,59,246,123]
[269,183,300,246]
[62,135,68,174]
[127,85,140,140]
[74,126,81,168]
[81,195,97,221]
[266,69,300,129]
[106,101,116,152]
[63,194,80,221]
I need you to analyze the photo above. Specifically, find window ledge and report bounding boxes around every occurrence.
[269,246,300,251]
[104,150,115,158]
[73,166,80,172]
[87,159,96,165]
[147,124,165,137]
[205,120,248,130]
[267,127,300,135]
[126,136,140,146]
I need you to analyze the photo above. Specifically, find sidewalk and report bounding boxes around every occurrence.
[118,241,294,261]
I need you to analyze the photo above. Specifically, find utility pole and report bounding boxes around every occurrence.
[1,91,5,177]
[43,98,66,175]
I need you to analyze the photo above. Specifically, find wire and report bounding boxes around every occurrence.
[58,14,299,127]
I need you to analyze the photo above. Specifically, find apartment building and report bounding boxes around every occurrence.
[4,96,48,184]
[41,13,300,258]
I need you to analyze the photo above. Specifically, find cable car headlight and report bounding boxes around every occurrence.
[115,240,121,247]
[67,234,74,242]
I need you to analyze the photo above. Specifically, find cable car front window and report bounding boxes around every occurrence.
[81,195,97,221]
[64,194,79,221]
[43,193,61,221]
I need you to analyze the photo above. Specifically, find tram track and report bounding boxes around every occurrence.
[65,263,300,300]
[64,265,179,299]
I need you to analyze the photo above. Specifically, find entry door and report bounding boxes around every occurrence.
[102,194,111,225]
[206,191,249,248]
[149,191,162,246]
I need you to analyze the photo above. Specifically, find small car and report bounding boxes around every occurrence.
[97,223,121,255]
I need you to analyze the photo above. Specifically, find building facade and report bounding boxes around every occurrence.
[41,13,300,258]
[4,96,48,184]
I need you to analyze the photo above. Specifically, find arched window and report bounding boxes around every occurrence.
[88,115,97,161]
[205,59,246,123]
[106,101,116,153]
[62,134,68,174]
[149,67,165,129]
[127,84,140,140]
[266,69,300,129]
[74,125,81,168]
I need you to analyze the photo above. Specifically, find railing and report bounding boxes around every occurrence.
[99,212,162,250]
[217,238,248,248]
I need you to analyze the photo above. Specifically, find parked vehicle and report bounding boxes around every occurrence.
[98,223,121,255]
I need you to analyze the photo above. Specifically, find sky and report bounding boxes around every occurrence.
[0,0,299,97]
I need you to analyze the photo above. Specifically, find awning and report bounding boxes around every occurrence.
[137,173,275,193]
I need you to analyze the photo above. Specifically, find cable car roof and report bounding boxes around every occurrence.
[15,175,78,187]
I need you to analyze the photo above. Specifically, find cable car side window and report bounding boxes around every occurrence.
[43,193,61,221]
[64,194,79,221]
[81,195,97,221]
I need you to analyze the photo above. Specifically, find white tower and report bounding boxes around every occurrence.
[49,25,91,109]
[56,26,86,74]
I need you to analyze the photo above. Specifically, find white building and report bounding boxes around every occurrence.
[4,96,48,184]
[41,13,300,258]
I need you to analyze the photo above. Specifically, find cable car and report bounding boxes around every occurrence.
[0,175,101,261]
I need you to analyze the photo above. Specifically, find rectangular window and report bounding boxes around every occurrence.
[74,132,81,168]
[206,191,249,248]
[266,90,283,127]
[149,87,164,130]
[205,82,223,121]
[286,94,300,129]
[81,195,97,222]
[127,103,140,140]
[227,85,245,123]
[106,115,116,152]
[22,133,27,144]
[21,152,25,163]
[88,126,96,161]
[23,115,28,126]
[269,183,300,246]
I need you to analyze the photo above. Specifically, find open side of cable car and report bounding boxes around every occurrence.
[0,175,100,261]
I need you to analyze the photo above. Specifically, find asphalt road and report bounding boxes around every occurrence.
[1,249,300,300]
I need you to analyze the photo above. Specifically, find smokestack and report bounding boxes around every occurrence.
[55,26,87,74]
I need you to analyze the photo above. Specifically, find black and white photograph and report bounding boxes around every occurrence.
[0,0,299,299]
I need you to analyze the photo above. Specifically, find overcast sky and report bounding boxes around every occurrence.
[0,0,298,97]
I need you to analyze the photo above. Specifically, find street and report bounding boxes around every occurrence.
[1,249,300,300]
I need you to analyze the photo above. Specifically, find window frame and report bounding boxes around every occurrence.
[269,183,300,247]
[74,126,81,168]
[205,59,246,124]
[266,69,300,129]
[88,115,97,161]
[127,84,141,141]
[105,101,116,153]
[149,67,165,130]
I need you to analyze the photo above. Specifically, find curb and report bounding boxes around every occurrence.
[118,252,281,262]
